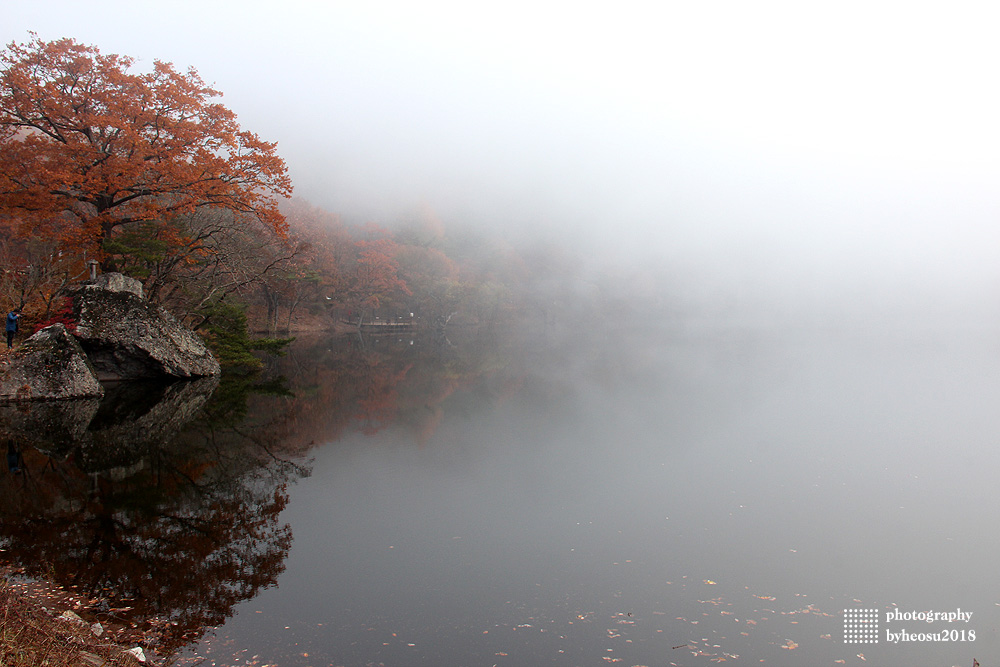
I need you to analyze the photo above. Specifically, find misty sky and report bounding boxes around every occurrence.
[5,1,1000,320]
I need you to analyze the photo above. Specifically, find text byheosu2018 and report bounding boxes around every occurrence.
[884,628,975,643]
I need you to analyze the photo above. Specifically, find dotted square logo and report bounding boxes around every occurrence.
[844,608,879,643]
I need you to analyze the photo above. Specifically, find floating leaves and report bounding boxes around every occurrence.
[170,571,870,666]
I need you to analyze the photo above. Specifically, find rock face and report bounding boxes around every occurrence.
[68,273,221,381]
[0,324,104,401]
[0,273,220,400]
[92,271,144,299]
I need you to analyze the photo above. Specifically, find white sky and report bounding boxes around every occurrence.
[5,1,1000,319]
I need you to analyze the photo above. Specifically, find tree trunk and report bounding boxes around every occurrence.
[262,283,280,336]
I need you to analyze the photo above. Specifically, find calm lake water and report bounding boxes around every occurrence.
[4,323,1000,667]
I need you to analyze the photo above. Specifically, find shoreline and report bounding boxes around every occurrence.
[0,565,160,665]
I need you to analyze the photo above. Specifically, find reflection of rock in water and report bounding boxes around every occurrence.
[79,375,220,473]
[0,376,219,474]
[0,398,101,456]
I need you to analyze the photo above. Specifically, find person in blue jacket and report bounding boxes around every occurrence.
[5,308,19,349]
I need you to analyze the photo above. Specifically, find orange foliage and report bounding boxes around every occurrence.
[351,236,411,313]
[0,34,291,262]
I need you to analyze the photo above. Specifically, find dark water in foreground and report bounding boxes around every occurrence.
[3,326,1000,666]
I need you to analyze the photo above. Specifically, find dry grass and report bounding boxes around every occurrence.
[0,580,142,667]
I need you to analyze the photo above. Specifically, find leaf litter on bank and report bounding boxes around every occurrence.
[0,579,145,666]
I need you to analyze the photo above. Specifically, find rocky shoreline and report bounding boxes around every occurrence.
[0,273,220,403]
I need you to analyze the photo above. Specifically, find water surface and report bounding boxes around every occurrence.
[188,327,1000,666]
[4,327,999,667]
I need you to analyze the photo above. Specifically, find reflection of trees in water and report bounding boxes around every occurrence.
[263,330,527,445]
[0,375,304,655]
[0,332,532,656]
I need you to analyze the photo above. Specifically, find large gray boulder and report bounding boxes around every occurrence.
[0,324,104,401]
[92,271,144,299]
[68,273,221,381]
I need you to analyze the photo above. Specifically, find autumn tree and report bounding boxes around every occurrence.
[103,209,293,318]
[0,34,291,269]
[276,197,355,327]
[346,226,410,327]
[0,224,84,320]
[393,243,465,325]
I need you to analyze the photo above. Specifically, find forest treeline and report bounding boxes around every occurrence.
[0,179,638,355]
[0,35,667,368]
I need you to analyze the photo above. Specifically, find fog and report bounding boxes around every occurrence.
[6,1,1000,327]
[7,8,1000,663]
